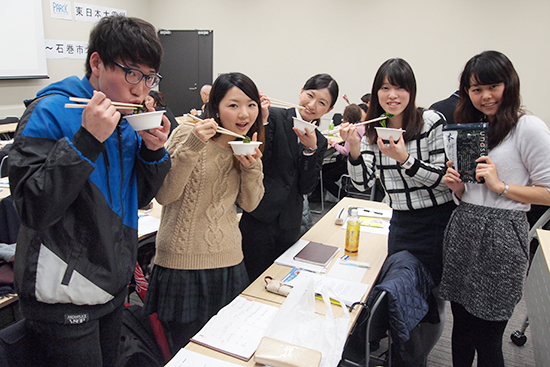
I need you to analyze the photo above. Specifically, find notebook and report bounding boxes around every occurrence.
[293,241,339,268]
[189,297,279,361]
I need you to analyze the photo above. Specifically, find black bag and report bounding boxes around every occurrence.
[117,305,165,367]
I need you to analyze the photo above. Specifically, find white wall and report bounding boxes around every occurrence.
[0,0,149,117]
[2,0,550,128]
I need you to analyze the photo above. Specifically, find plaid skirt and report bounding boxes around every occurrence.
[142,261,249,324]
[439,202,529,321]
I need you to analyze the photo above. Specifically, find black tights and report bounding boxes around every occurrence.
[450,302,508,367]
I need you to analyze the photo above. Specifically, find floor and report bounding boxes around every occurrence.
[308,197,536,367]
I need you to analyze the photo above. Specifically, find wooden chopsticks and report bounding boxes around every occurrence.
[64,97,144,109]
[268,98,305,110]
[184,114,246,139]
[324,116,389,135]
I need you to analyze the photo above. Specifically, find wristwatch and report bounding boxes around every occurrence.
[304,146,317,154]
[400,154,414,169]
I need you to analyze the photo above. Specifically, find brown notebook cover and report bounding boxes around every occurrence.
[293,241,339,267]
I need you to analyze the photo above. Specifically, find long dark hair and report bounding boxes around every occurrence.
[303,74,339,108]
[365,58,423,144]
[148,90,166,108]
[205,72,265,149]
[455,50,524,149]
[86,15,163,77]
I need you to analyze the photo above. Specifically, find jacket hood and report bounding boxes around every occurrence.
[36,76,93,100]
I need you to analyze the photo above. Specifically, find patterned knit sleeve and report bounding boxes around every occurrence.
[402,111,447,189]
[347,135,377,192]
[237,159,265,212]
[155,125,206,205]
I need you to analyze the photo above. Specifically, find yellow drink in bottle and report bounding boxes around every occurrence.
[345,209,360,256]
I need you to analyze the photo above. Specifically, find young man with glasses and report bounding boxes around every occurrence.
[8,15,171,366]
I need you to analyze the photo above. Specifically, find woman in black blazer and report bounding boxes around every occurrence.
[240,74,339,281]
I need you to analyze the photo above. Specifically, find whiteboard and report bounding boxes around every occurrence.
[0,0,48,79]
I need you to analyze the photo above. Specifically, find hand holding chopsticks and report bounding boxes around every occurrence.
[65,97,144,110]
[184,114,246,140]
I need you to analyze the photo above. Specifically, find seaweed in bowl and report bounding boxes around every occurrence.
[242,136,252,143]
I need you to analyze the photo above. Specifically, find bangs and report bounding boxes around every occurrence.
[470,71,504,88]
[385,65,415,93]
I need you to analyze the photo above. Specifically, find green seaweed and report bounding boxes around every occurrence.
[242,136,251,143]
[133,105,147,114]
[379,112,394,127]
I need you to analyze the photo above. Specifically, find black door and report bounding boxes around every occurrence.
[158,30,213,117]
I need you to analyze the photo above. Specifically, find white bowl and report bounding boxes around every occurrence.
[228,141,262,155]
[292,117,318,134]
[375,127,405,141]
[125,110,165,131]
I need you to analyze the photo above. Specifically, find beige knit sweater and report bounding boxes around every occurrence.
[154,125,264,270]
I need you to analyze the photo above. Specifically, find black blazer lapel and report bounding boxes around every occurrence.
[283,108,300,160]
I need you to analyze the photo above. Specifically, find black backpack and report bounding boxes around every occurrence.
[117,305,165,367]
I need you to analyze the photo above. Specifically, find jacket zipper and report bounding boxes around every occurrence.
[117,124,124,219]
[103,147,113,206]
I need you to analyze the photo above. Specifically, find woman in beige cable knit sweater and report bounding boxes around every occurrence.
[143,72,265,355]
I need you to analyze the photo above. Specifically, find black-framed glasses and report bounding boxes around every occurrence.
[114,61,162,89]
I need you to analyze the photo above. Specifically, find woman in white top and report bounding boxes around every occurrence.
[441,50,550,367]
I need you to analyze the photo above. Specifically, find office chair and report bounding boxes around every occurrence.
[339,291,391,367]
[340,251,435,367]
[0,155,9,178]
[0,319,44,367]
[510,205,550,346]
[332,113,343,127]
[337,174,377,201]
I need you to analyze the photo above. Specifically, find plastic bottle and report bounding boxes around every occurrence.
[345,209,360,256]
[328,120,335,137]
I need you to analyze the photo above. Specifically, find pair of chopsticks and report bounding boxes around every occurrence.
[64,97,144,110]
[327,116,389,134]
[268,98,305,110]
[184,114,246,139]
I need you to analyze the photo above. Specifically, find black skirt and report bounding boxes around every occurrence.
[387,201,456,286]
[142,261,249,324]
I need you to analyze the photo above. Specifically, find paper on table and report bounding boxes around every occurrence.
[281,267,369,307]
[166,348,241,367]
[274,239,339,273]
[190,297,279,361]
[350,206,392,219]
[138,215,160,238]
[328,260,369,282]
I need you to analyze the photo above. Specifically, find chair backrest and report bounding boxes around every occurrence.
[0,319,44,367]
[528,207,550,241]
[365,290,391,366]
[339,290,391,367]
[338,174,377,201]
[332,113,343,126]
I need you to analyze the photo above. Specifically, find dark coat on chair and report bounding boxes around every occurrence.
[368,250,435,343]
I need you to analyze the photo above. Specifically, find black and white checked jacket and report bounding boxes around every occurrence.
[348,109,453,211]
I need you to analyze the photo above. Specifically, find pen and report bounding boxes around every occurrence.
[339,261,370,269]
[339,255,370,268]
[364,208,384,215]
